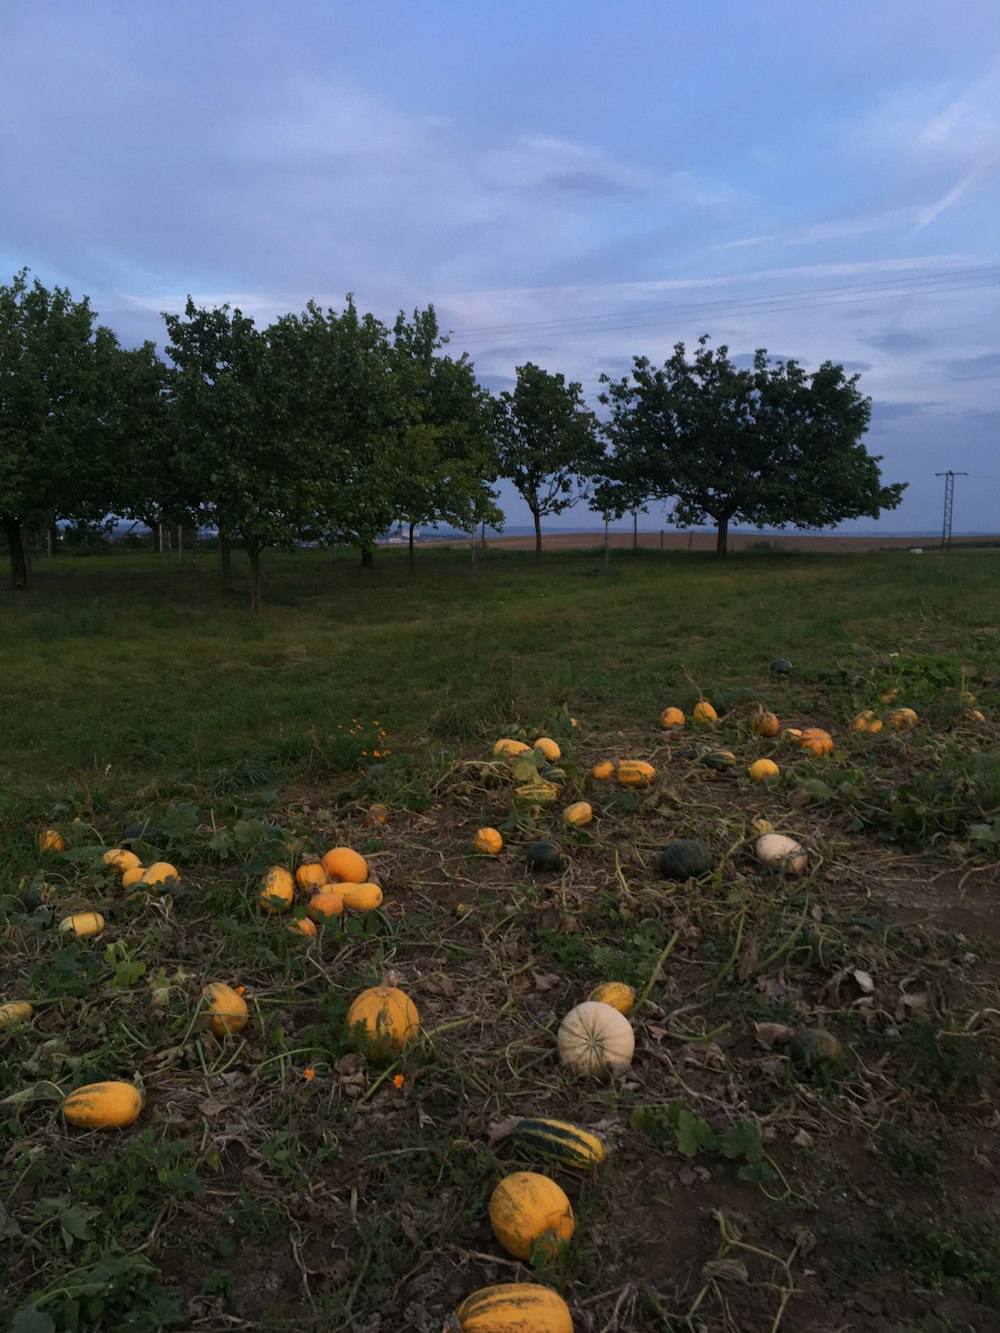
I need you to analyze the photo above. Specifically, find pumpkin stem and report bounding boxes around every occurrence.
[378,970,401,995]
[300,852,321,865]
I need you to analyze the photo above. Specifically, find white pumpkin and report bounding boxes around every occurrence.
[557,1001,634,1076]
[755,833,808,874]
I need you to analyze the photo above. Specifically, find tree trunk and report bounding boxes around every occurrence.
[245,535,262,613]
[532,508,542,563]
[361,545,374,569]
[3,516,28,589]
[408,522,415,572]
[715,515,730,558]
[48,522,58,557]
[219,531,233,593]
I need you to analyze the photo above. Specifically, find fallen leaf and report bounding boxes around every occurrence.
[754,1022,795,1049]
[852,969,875,994]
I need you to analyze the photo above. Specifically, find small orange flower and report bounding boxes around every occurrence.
[304,1066,316,1082]
[234,985,245,995]
[393,1074,405,1090]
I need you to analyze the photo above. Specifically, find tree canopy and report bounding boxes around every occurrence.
[600,336,905,555]
[493,362,602,561]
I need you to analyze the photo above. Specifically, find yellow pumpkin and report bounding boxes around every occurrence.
[140,862,180,889]
[959,708,986,723]
[851,710,875,732]
[587,981,635,1014]
[563,801,593,828]
[103,848,141,872]
[750,710,779,738]
[533,737,561,762]
[295,859,330,892]
[693,700,718,725]
[493,738,532,758]
[659,706,686,729]
[891,707,919,730]
[748,759,780,782]
[881,686,900,704]
[455,1283,573,1333]
[63,1080,143,1130]
[0,1001,33,1027]
[58,912,105,939]
[259,866,295,913]
[474,827,503,854]
[616,760,655,787]
[121,865,145,887]
[488,1171,575,1262]
[39,829,65,853]
[867,719,884,734]
[341,882,383,913]
[591,761,615,780]
[321,846,369,884]
[202,982,249,1037]
[287,915,319,937]
[513,780,560,804]
[308,889,345,921]
[346,975,420,1056]
[751,817,775,835]
[558,1000,634,1076]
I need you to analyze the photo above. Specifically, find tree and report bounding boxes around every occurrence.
[389,306,503,567]
[599,336,905,556]
[493,363,602,562]
[0,270,118,587]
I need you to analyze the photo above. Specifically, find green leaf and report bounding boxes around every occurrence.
[11,1306,56,1333]
[675,1106,717,1158]
[737,1160,777,1183]
[720,1117,765,1163]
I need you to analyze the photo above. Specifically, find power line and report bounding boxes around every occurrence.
[449,264,1000,344]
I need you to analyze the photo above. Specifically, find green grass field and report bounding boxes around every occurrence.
[2,546,999,1331]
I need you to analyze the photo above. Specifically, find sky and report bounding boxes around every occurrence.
[2,0,998,534]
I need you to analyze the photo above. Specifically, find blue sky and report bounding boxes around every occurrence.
[3,0,998,532]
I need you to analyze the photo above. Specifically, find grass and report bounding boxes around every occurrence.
[2,543,1000,1330]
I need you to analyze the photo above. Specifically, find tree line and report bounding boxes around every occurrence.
[0,269,905,608]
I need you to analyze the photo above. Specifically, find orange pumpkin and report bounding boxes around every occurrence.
[798,727,833,758]
[341,882,383,913]
[321,846,369,883]
[693,700,718,725]
[750,710,779,738]
[287,916,319,937]
[295,859,329,892]
[659,706,686,729]
[346,974,420,1056]
[474,827,503,854]
[488,1171,575,1262]
[308,889,345,922]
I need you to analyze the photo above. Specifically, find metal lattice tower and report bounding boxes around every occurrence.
[935,471,967,549]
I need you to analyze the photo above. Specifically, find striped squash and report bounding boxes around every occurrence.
[510,1117,606,1170]
[456,1283,573,1333]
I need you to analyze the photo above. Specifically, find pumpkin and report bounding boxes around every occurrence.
[140,862,180,889]
[693,700,718,724]
[751,817,775,834]
[488,1171,575,1261]
[346,974,420,1056]
[259,866,295,913]
[558,1000,634,1076]
[780,727,802,743]
[750,710,780,738]
[321,847,369,884]
[659,706,686,729]
[510,1118,606,1171]
[295,858,329,892]
[202,982,248,1037]
[341,882,383,913]
[474,827,503,854]
[891,707,919,730]
[103,848,141,872]
[789,1029,842,1068]
[659,839,714,880]
[368,803,389,826]
[526,840,565,873]
[771,658,792,674]
[514,780,560,804]
[563,801,593,828]
[592,761,615,780]
[0,1001,33,1027]
[493,738,532,758]
[539,764,567,785]
[701,749,736,770]
[851,710,875,732]
[59,912,105,939]
[616,759,655,787]
[756,833,807,874]
[455,1283,573,1333]
[39,828,65,853]
[748,759,780,782]
[959,708,986,723]
[287,916,319,937]
[533,737,561,762]
[881,686,899,703]
[308,889,345,922]
[798,728,833,758]
[63,1081,143,1130]
[587,981,636,1014]
[121,865,145,888]
[866,719,884,734]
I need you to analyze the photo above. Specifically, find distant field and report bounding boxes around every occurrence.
[2,544,999,1330]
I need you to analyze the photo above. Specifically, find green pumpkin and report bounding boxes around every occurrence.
[525,840,565,873]
[510,1118,606,1170]
[700,750,737,771]
[789,1029,842,1068]
[658,839,715,880]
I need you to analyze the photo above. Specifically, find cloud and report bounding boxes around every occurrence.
[943,352,1000,380]
[862,330,933,353]
[870,400,942,421]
